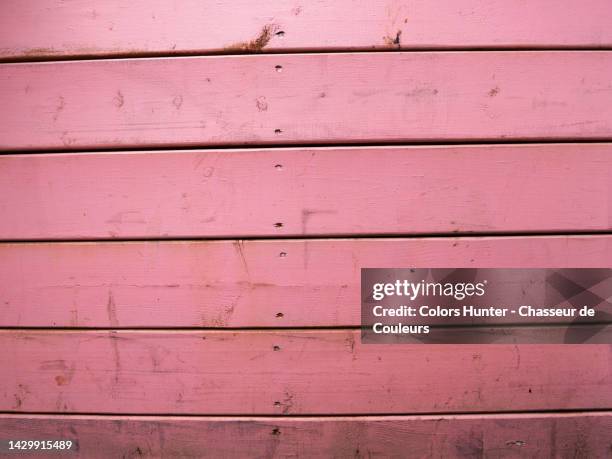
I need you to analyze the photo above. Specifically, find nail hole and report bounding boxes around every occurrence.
[279,252,287,258]
[276,312,284,318]
[273,345,281,351]
[274,164,283,170]
[274,129,282,135]
[275,31,285,37]
[274,222,283,228]
[275,65,283,72]
[274,401,281,407]
[272,427,281,435]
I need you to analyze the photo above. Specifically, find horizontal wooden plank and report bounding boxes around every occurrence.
[1,330,610,414]
[1,412,610,458]
[1,236,611,328]
[2,52,612,150]
[1,144,611,239]
[2,1,612,60]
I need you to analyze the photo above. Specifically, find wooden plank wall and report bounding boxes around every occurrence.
[1,2,611,457]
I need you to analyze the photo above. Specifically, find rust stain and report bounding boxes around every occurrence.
[52,361,77,387]
[488,86,500,97]
[224,24,278,52]
[384,30,402,47]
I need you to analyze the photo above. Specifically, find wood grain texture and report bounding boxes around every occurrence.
[1,412,611,458]
[2,1,612,59]
[1,236,611,328]
[2,53,612,151]
[2,144,612,239]
[1,330,610,414]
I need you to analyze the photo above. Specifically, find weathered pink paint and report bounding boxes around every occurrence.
[2,53,612,150]
[1,412,610,458]
[1,1,610,446]
[1,330,610,414]
[1,144,611,239]
[2,1,612,59]
[1,236,611,328]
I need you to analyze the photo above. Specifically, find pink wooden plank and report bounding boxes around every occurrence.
[2,1,612,59]
[1,330,610,414]
[1,412,610,458]
[1,144,611,239]
[1,236,611,328]
[2,53,612,150]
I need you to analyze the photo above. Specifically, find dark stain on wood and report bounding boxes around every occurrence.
[225,24,278,52]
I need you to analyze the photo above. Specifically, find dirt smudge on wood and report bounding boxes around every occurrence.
[225,24,279,52]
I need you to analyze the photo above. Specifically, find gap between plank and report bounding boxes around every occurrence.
[2,138,612,156]
[2,46,612,64]
[0,322,610,332]
[1,408,611,418]
[1,230,612,244]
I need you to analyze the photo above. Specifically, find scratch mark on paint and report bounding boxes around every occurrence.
[233,240,251,280]
[107,291,119,327]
